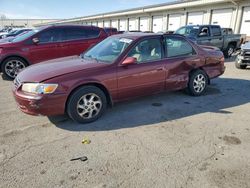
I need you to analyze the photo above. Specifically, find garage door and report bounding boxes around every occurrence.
[98,21,103,28]
[211,9,233,28]
[140,17,149,32]
[240,7,250,36]
[153,16,163,33]
[168,14,182,31]
[104,21,110,27]
[187,12,204,25]
[129,18,137,31]
[92,22,97,26]
[119,19,127,31]
[111,20,118,29]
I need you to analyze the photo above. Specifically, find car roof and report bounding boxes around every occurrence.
[111,32,184,40]
[36,24,101,31]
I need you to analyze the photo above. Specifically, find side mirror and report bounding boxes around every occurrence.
[199,32,207,37]
[122,57,136,66]
[32,37,39,44]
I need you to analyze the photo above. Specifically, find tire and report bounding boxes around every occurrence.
[224,44,235,58]
[235,62,247,69]
[186,70,208,96]
[67,86,107,124]
[1,57,28,79]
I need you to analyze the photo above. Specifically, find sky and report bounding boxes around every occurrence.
[0,0,175,19]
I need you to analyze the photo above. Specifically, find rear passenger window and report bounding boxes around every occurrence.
[64,27,100,41]
[64,27,86,40]
[211,26,221,36]
[165,37,195,58]
[85,28,100,38]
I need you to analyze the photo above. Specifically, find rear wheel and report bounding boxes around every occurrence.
[187,70,208,96]
[1,57,28,79]
[224,44,235,58]
[67,86,107,123]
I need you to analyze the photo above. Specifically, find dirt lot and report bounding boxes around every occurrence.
[0,60,250,188]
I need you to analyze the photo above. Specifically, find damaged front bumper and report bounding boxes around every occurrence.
[236,42,250,65]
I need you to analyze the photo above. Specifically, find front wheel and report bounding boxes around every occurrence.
[186,70,208,96]
[1,57,28,79]
[235,62,247,69]
[67,86,107,123]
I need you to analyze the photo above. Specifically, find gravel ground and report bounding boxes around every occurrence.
[0,60,250,188]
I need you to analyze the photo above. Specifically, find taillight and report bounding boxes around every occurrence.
[220,56,225,63]
[0,48,3,54]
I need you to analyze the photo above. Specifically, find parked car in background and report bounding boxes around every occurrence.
[235,41,250,69]
[13,33,225,123]
[0,30,31,44]
[0,25,108,79]
[0,30,9,39]
[175,25,246,58]
[1,28,32,38]
[103,27,118,36]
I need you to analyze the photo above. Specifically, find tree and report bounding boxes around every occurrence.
[0,14,7,20]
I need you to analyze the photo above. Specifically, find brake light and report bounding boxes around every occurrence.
[220,56,225,63]
[0,48,3,54]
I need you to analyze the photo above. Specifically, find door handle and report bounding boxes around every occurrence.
[156,68,164,71]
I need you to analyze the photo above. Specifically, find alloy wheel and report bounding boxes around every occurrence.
[5,60,26,78]
[76,93,102,119]
[193,74,206,93]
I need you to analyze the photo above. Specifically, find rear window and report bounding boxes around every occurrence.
[211,26,221,36]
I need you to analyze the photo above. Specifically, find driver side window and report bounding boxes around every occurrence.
[198,27,210,37]
[38,29,62,44]
[128,38,162,63]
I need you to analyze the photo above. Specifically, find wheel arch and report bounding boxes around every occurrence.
[0,55,30,71]
[188,67,210,85]
[65,82,113,112]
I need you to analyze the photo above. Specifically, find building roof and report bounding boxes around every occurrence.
[35,0,233,26]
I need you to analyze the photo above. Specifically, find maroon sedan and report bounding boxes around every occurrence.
[13,33,225,123]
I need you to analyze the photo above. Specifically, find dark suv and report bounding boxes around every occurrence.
[0,25,107,79]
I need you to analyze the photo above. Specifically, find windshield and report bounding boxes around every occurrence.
[175,26,199,37]
[12,29,39,42]
[83,37,133,63]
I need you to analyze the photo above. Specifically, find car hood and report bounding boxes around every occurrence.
[0,37,15,44]
[17,56,108,82]
[241,42,250,50]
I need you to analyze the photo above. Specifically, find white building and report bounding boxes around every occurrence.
[0,19,60,29]
[35,0,250,36]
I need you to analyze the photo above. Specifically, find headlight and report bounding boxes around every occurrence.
[22,83,58,94]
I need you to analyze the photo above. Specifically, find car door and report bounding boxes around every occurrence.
[210,26,223,49]
[28,28,64,64]
[196,26,213,46]
[117,37,166,100]
[164,35,203,90]
[63,26,101,57]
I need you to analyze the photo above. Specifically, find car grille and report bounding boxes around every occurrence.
[14,77,21,89]
[243,50,250,58]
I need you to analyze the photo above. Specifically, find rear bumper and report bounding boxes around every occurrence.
[12,88,67,116]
